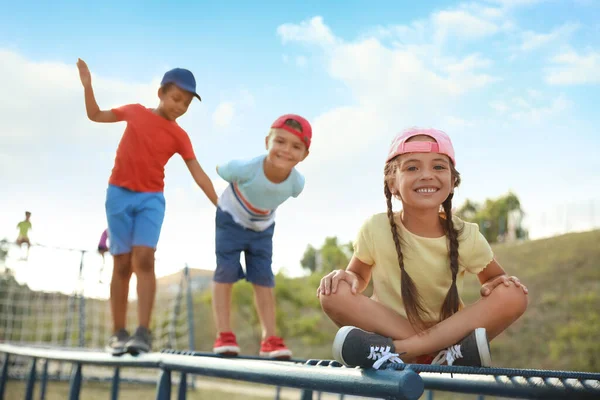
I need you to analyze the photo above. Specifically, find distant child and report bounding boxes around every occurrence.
[97,229,110,282]
[77,58,218,355]
[98,229,109,262]
[212,114,311,359]
[318,128,528,369]
[16,211,33,259]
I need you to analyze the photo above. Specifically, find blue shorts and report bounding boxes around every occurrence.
[105,184,166,255]
[214,207,275,288]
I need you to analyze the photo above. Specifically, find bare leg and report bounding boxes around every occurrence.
[320,280,527,360]
[131,246,156,329]
[320,281,419,340]
[212,282,234,334]
[392,283,527,359]
[110,253,132,332]
[252,284,277,339]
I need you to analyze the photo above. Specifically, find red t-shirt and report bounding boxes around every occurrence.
[109,104,196,192]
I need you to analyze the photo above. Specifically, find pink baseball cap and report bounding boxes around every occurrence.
[271,114,312,149]
[386,127,456,165]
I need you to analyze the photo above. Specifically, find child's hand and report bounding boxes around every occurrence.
[317,269,360,297]
[77,58,92,87]
[481,275,528,297]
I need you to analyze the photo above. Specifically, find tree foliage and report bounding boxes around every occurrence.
[456,191,528,243]
[300,237,353,273]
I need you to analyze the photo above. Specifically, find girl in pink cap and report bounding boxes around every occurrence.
[317,127,528,369]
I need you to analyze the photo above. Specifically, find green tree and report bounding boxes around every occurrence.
[301,237,353,273]
[300,244,317,273]
[457,192,528,243]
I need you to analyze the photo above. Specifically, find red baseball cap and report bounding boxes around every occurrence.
[271,114,312,149]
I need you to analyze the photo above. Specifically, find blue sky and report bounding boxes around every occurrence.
[1,0,599,295]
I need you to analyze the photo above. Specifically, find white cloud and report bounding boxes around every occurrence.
[277,16,337,47]
[511,95,570,122]
[442,54,493,73]
[212,101,235,129]
[275,16,503,167]
[485,0,543,7]
[432,10,499,42]
[545,49,600,85]
[519,23,579,51]
[0,50,157,144]
[490,100,509,113]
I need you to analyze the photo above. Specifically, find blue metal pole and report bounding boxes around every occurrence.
[184,265,195,352]
[184,265,195,391]
[156,369,172,400]
[78,251,86,348]
[39,359,49,400]
[300,389,313,400]
[177,372,187,400]
[68,363,82,400]
[427,390,433,400]
[0,353,9,400]
[25,357,37,400]
[111,368,120,400]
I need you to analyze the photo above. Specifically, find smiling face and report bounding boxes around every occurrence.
[265,128,308,171]
[387,135,458,212]
[157,84,194,121]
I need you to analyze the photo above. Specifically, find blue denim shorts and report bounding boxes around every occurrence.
[105,184,166,255]
[214,207,275,287]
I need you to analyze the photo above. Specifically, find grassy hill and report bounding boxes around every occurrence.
[190,229,600,372]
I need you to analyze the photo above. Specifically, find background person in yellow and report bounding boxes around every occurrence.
[16,211,32,259]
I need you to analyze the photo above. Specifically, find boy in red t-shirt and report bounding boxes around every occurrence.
[77,58,218,355]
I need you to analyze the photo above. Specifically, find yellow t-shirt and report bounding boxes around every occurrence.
[17,221,32,238]
[354,212,494,323]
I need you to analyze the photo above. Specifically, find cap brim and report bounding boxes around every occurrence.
[172,82,202,101]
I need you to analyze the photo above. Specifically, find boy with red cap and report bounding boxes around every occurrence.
[212,114,312,359]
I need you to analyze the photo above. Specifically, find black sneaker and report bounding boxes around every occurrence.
[105,329,130,356]
[431,328,492,367]
[125,326,152,355]
[332,326,404,369]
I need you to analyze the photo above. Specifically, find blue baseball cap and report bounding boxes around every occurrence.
[160,68,202,101]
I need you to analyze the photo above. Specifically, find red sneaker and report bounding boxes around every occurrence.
[213,332,240,356]
[259,336,292,359]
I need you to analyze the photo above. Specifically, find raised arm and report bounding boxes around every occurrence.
[77,58,117,123]
[186,159,219,206]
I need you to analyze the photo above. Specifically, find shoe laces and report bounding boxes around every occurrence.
[367,345,404,370]
[432,344,463,366]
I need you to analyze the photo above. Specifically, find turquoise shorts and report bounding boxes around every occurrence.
[105,184,165,255]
